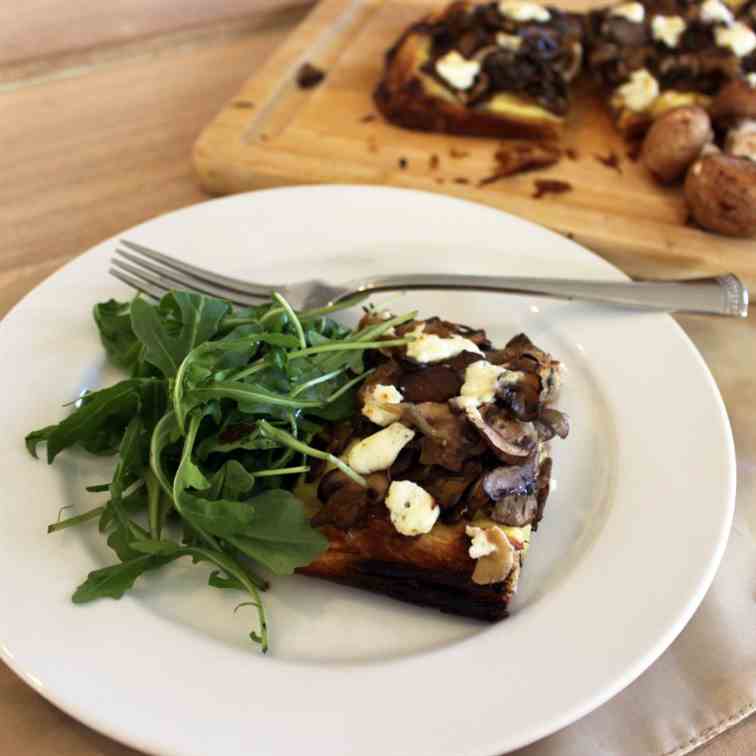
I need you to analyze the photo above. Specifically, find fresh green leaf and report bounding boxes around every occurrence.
[226,490,328,575]
[93,299,141,371]
[207,460,256,500]
[72,555,170,602]
[27,379,162,463]
[121,541,268,649]
[180,381,321,422]
[150,411,182,496]
[25,426,55,459]
[173,329,299,432]
[208,570,245,591]
[130,293,228,378]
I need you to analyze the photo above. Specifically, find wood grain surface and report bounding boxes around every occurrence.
[0,2,753,755]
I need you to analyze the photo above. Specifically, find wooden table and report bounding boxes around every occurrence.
[1,2,754,754]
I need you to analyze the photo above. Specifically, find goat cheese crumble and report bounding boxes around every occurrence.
[616,69,659,112]
[715,22,756,58]
[435,51,481,90]
[610,2,645,23]
[466,526,498,559]
[361,383,403,426]
[498,0,551,22]
[345,422,415,474]
[652,15,686,48]
[405,323,483,363]
[386,480,439,536]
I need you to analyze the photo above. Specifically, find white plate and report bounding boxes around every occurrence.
[0,186,735,756]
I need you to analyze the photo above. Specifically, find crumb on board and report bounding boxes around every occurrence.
[626,141,642,162]
[399,157,408,169]
[594,151,621,173]
[259,134,269,142]
[361,114,377,123]
[296,62,326,89]
[478,141,561,186]
[435,177,446,184]
[367,136,378,153]
[565,148,578,160]
[532,179,573,199]
[454,177,470,184]
[233,100,254,109]
[450,147,470,159]
[429,154,440,170]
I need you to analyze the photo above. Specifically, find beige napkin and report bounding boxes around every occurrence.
[514,314,756,756]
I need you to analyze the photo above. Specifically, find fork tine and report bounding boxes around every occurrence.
[120,240,276,298]
[111,256,262,308]
[113,252,270,307]
[109,267,165,300]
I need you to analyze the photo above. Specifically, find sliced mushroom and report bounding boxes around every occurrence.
[533,408,571,440]
[388,440,420,478]
[470,527,516,585]
[482,462,539,526]
[464,405,538,464]
[488,333,562,403]
[313,470,389,528]
[423,460,482,511]
[493,494,538,527]
[482,462,536,500]
[446,350,486,372]
[402,401,486,472]
[533,456,553,530]
[398,364,463,403]
[496,370,542,421]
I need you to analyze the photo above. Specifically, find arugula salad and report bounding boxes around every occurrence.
[26,290,414,652]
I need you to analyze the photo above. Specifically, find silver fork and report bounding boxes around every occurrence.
[111,240,749,318]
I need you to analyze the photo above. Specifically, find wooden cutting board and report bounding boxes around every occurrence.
[193,0,756,280]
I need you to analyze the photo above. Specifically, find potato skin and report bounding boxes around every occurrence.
[641,107,712,184]
[684,154,756,237]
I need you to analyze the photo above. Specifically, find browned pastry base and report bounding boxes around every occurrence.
[374,14,564,140]
[374,77,562,141]
[298,519,516,621]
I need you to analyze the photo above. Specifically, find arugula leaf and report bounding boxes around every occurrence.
[98,486,147,533]
[25,426,56,459]
[196,427,279,461]
[93,299,141,371]
[127,540,269,649]
[304,388,357,421]
[102,417,149,562]
[28,288,399,652]
[180,381,321,424]
[130,293,228,378]
[149,411,182,496]
[173,330,300,432]
[26,379,163,463]
[205,460,256,500]
[226,490,328,575]
[72,555,171,602]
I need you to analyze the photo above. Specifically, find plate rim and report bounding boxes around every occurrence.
[0,185,736,756]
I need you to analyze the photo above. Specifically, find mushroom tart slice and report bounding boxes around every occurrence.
[299,315,569,622]
[374,0,584,139]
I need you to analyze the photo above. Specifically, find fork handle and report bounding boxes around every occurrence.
[348,273,749,318]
